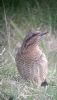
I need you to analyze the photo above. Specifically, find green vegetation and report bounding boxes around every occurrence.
[0,0,57,100]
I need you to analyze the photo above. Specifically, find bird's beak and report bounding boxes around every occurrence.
[39,32,48,36]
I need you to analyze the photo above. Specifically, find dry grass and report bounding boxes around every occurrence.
[0,0,57,100]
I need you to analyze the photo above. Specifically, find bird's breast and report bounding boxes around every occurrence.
[23,45,43,60]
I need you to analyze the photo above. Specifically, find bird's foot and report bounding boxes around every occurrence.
[41,80,48,87]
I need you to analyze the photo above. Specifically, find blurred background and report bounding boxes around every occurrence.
[0,0,57,100]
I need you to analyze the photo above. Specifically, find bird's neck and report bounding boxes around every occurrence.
[21,42,41,54]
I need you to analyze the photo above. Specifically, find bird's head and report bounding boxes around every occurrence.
[21,30,48,49]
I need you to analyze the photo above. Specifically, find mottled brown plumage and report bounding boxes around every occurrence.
[15,30,48,86]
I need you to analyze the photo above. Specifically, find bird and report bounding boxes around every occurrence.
[15,30,48,86]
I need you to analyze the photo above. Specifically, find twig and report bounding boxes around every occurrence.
[0,48,5,56]
[2,0,15,63]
